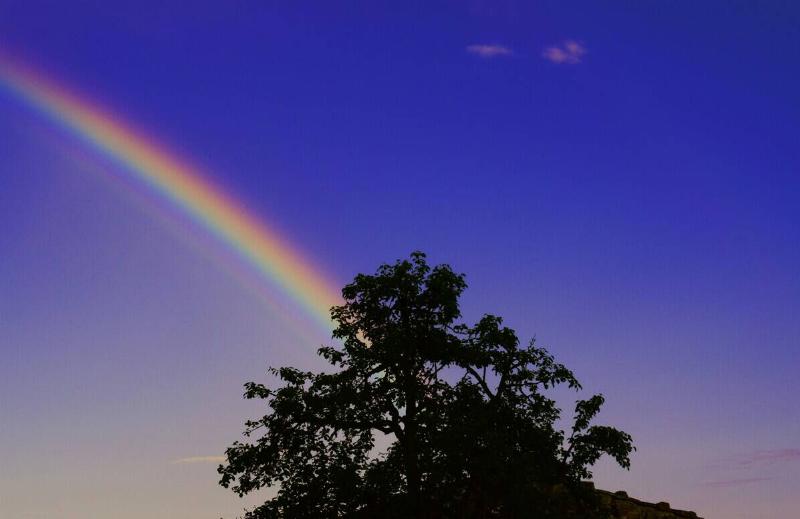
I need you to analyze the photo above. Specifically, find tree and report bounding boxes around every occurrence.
[219,252,633,518]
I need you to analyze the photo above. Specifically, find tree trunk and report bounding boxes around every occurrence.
[405,376,421,516]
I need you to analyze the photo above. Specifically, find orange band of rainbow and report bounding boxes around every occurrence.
[0,55,341,332]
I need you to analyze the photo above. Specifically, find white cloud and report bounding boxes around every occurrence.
[171,455,226,464]
[466,44,513,58]
[715,448,800,469]
[702,477,773,488]
[542,40,586,64]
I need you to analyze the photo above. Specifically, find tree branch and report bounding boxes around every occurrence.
[465,365,495,401]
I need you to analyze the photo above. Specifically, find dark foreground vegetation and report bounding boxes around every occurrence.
[219,252,634,518]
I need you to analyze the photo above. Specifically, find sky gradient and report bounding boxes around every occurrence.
[1,2,799,518]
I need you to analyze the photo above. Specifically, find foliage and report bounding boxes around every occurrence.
[219,252,633,518]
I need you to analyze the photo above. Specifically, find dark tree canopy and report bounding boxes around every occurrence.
[219,252,633,518]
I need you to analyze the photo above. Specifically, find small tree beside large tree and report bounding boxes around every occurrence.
[219,252,633,518]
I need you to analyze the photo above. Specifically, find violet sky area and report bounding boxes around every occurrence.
[1,3,799,519]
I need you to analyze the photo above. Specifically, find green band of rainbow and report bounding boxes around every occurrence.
[0,55,340,332]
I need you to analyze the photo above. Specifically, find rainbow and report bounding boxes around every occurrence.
[0,55,341,332]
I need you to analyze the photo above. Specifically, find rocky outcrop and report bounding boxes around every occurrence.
[595,487,701,519]
[542,482,702,519]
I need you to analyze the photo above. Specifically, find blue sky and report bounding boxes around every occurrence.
[1,2,799,518]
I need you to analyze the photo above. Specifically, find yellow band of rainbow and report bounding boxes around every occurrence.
[0,55,341,332]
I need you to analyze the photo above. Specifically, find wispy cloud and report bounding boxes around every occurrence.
[715,449,800,469]
[171,455,226,465]
[702,477,773,488]
[466,44,513,58]
[542,40,586,64]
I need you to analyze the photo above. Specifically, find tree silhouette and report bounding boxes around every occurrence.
[219,252,633,518]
